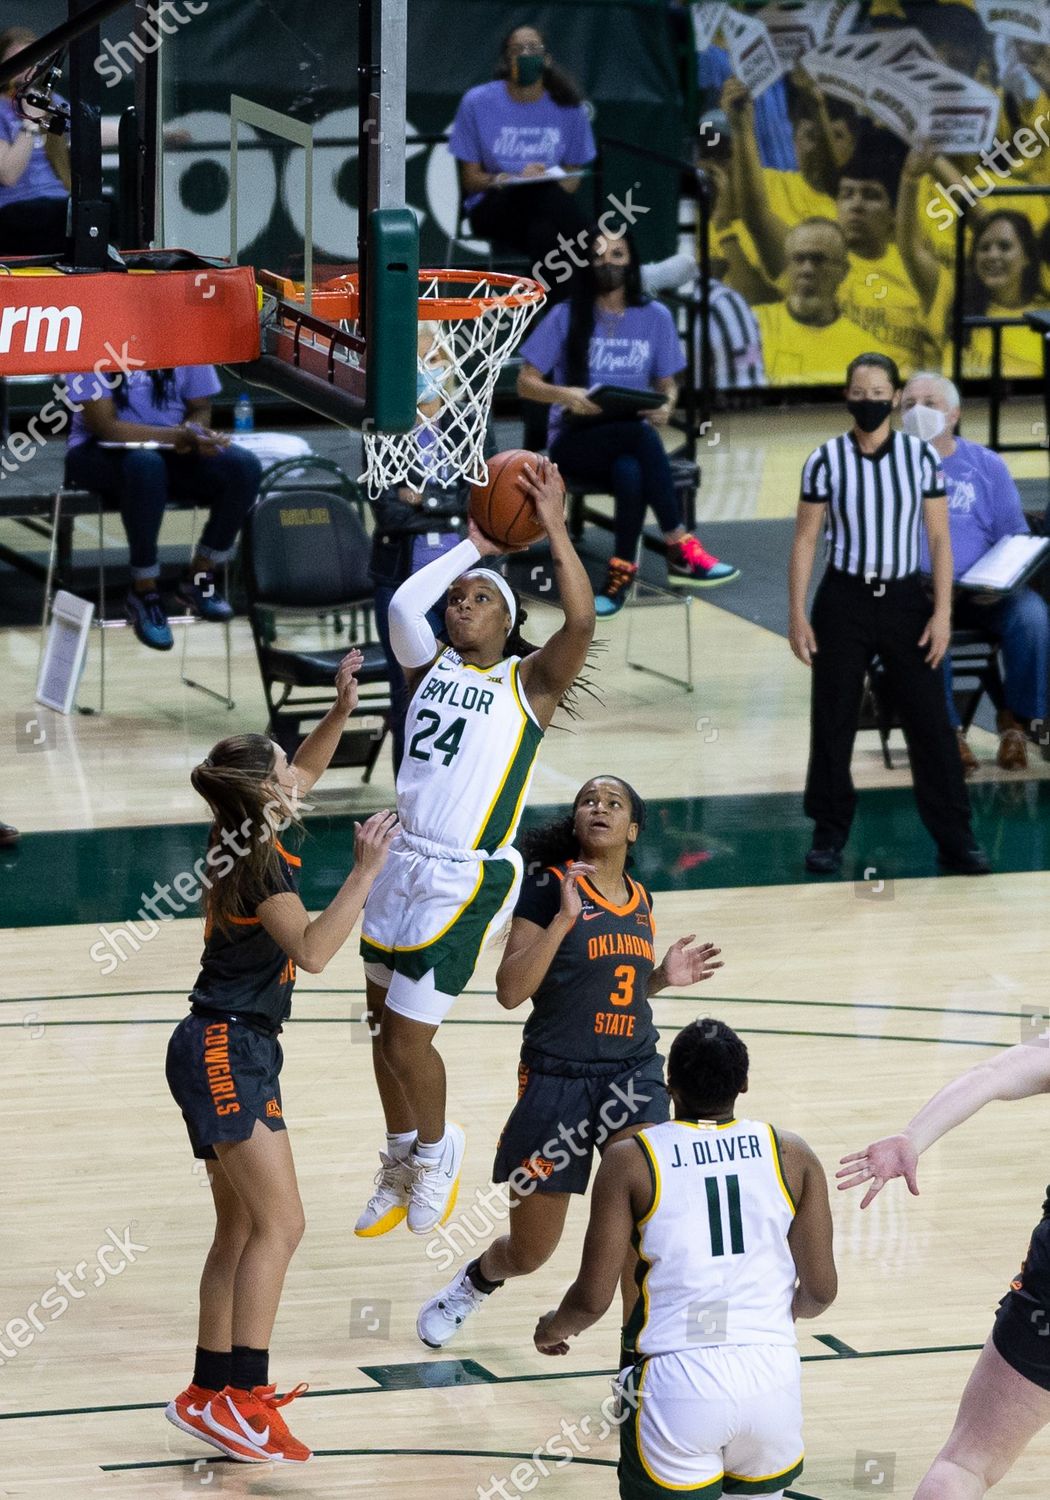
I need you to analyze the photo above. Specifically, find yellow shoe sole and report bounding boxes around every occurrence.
[354,1202,408,1238]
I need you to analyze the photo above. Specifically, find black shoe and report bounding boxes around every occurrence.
[937,846,991,876]
[805,846,842,874]
[0,822,19,848]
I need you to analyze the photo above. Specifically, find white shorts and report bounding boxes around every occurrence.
[619,1345,803,1497]
[359,830,522,1017]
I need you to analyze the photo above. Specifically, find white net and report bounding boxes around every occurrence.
[359,271,545,497]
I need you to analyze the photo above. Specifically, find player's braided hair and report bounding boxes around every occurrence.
[667,1019,749,1120]
[501,580,602,723]
[190,733,303,934]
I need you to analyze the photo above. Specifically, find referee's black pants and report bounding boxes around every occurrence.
[804,569,976,857]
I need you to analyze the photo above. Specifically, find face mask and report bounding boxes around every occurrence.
[847,397,893,433]
[901,403,947,441]
[417,364,449,404]
[593,263,627,292]
[512,53,545,87]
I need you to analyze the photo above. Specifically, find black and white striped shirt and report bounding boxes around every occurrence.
[800,431,946,581]
[698,279,766,390]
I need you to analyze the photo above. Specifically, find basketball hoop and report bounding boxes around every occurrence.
[263,269,545,496]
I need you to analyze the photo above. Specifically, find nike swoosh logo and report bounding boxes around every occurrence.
[581,910,603,920]
[188,1404,207,1418]
[226,1401,270,1448]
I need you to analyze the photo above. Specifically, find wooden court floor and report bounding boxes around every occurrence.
[4,405,1050,1495]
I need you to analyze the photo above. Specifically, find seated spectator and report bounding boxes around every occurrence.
[449,24,594,281]
[64,366,261,651]
[0,819,18,847]
[0,27,70,257]
[904,371,1050,772]
[753,219,871,385]
[517,226,738,616]
[899,159,1048,379]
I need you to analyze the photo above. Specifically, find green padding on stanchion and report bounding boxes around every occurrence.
[366,207,420,434]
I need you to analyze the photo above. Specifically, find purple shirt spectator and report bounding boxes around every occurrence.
[918,436,1029,577]
[519,298,686,444]
[0,95,67,208]
[449,80,596,210]
[66,365,222,449]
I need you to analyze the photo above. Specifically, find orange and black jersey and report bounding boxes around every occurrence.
[189,840,301,1031]
[517,863,659,1071]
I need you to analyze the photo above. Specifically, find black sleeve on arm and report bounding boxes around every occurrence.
[513,868,563,928]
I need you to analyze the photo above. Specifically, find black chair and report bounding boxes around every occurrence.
[860,630,1006,770]
[241,488,391,781]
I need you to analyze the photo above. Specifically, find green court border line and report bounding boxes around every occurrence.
[0,1017,1013,1048]
[0,1342,986,1424]
[99,1449,823,1500]
[101,1447,619,1473]
[0,988,1035,1023]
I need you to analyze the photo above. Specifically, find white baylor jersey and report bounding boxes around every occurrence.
[396,647,544,852]
[626,1117,798,1357]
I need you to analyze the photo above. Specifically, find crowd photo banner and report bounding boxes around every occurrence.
[691,0,1050,388]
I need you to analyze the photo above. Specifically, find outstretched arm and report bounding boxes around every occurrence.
[838,1042,1050,1208]
[722,77,789,281]
[897,149,942,314]
[290,649,367,793]
[517,458,596,728]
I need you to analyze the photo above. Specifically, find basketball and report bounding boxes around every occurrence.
[469,450,546,548]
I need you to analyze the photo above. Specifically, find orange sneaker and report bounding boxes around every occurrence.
[164,1382,267,1462]
[204,1382,312,1463]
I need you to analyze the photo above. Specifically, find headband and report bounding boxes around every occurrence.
[460,568,517,621]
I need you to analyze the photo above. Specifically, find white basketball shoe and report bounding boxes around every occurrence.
[406,1123,466,1234]
[354,1149,413,1238]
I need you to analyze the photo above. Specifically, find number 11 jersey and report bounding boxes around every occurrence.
[397,646,544,853]
[625,1117,798,1357]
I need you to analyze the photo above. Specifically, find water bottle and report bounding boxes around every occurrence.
[233,391,254,433]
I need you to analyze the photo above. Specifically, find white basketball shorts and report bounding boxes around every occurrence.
[619,1344,803,1497]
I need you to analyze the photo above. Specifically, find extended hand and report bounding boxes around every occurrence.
[517,455,567,536]
[645,400,673,428]
[661,935,723,988]
[352,809,399,880]
[836,1134,919,1210]
[334,647,364,714]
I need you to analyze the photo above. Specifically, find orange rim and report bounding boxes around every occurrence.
[260,268,545,322]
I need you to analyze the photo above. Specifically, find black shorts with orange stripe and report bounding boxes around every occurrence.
[992,1200,1050,1391]
[492,1050,670,1196]
[166,1013,286,1160]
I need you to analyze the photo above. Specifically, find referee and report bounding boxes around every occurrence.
[787,352,989,876]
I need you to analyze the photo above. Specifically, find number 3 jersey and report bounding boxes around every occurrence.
[624,1118,798,1358]
[517,863,659,1069]
[397,646,544,852]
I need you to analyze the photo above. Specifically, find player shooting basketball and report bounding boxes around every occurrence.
[355,454,596,1239]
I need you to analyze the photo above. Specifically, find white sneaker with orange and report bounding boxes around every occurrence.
[164,1382,267,1462]
[203,1382,312,1463]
